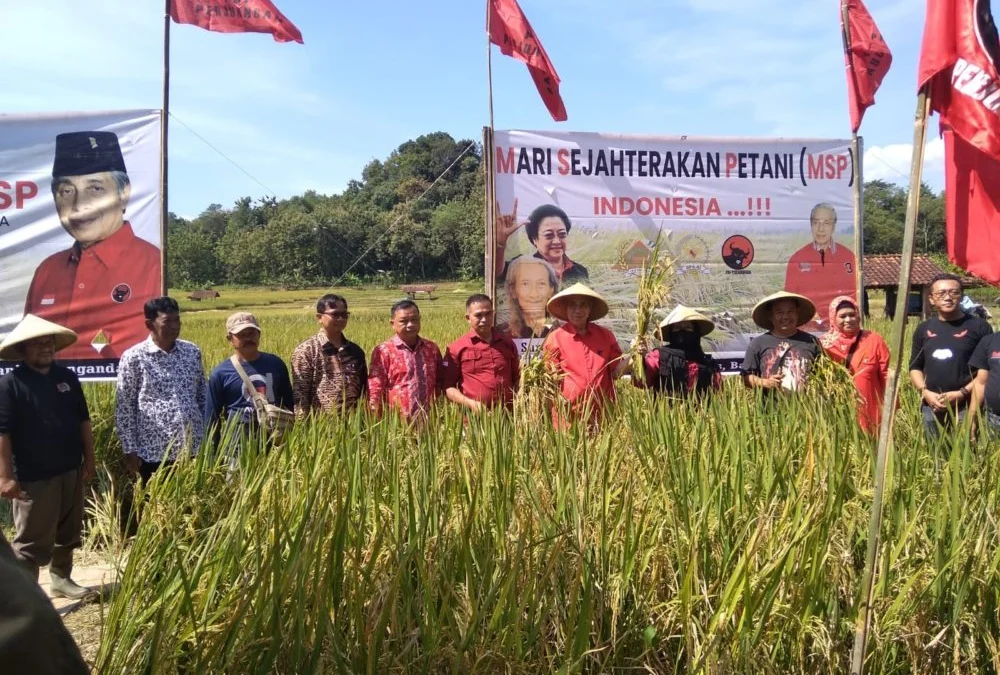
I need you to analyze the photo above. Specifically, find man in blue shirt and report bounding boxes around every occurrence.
[205,312,293,452]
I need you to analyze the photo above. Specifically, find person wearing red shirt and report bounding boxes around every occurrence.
[23,131,161,360]
[443,295,520,412]
[542,283,633,430]
[368,300,443,422]
[783,203,856,332]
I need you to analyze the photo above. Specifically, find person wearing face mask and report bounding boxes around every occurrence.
[820,296,890,435]
[741,291,821,394]
[635,306,721,398]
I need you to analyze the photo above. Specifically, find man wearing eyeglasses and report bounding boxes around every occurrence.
[290,294,368,418]
[783,203,857,332]
[909,273,993,439]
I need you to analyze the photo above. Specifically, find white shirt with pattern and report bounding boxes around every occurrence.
[115,336,207,463]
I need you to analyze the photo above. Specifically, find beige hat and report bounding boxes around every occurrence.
[751,291,816,331]
[226,312,261,335]
[546,283,610,322]
[0,315,77,360]
[658,305,715,338]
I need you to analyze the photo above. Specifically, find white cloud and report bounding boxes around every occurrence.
[863,137,945,189]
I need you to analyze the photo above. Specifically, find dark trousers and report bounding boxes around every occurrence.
[122,460,174,537]
[139,459,172,485]
[11,469,82,578]
[921,404,969,440]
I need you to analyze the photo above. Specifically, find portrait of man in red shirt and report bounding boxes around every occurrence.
[23,131,162,360]
[783,203,856,332]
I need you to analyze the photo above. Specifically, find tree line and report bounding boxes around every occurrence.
[166,134,946,289]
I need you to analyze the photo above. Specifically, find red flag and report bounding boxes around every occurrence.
[841,0,892,133]
[944,127,1000,283]
[918,0,1000,157]
[169,0,303,44]
[488,0,567,122]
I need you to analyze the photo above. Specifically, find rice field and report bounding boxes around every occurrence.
[11,284,1000,673]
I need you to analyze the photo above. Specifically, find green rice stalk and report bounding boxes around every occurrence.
[630,229,676,375]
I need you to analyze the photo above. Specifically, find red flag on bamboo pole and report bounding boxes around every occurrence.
[169,0,303,44]
[919,0,1000,157]
[488,0,567,121]
[841,0,892,132]
[919,0,1000,283]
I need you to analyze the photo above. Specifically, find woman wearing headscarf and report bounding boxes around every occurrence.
[635,305,722,398]
[820,295,890,435]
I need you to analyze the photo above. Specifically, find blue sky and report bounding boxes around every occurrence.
[2,0,937,219]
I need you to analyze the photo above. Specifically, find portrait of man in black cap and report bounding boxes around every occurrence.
[23,131,162,360]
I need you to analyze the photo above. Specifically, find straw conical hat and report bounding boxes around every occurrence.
[0,315,78,360]
[658,305,715,338]
[546,283,609,322]
[751,291,816,331]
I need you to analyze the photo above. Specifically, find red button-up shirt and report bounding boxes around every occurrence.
[368,335,443,420]
[783,242,856,332]
[542,322,623,424]
[24,223,161,359]
[442,330,520,408]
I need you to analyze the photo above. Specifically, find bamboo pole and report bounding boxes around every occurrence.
[841,0,865,323]
[484,0,497,300]
[160,0,171,296]
[849,89,931,675]
[484,126,496,300]
[852,133,865,323]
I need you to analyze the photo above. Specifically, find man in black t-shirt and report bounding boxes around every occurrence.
[742,291,822,394]
[909,273,993,439]
[969,332,1000,435]
[0,315,96,600]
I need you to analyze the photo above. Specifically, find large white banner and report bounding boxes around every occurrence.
[491,130,858,370]
[0,110,162,380]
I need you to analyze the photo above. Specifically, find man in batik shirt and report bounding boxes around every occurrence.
[291,294,367,418]
[368,300,443,421]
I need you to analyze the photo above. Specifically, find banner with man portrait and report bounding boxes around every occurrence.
[490,130,858,369]
[0,110,163,380]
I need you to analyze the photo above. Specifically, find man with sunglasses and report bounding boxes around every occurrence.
[291,294,368,418]
[909,273,993,439]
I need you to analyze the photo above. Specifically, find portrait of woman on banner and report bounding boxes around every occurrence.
[500,256,560,339]
[495,201,588,286]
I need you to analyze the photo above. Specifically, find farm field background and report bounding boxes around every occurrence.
[6,283,1000,674]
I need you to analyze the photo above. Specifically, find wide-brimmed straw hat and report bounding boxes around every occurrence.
[658,305,715,338]
[0,314,78,360]
[546,283,610,322]
[751,291,816,331]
